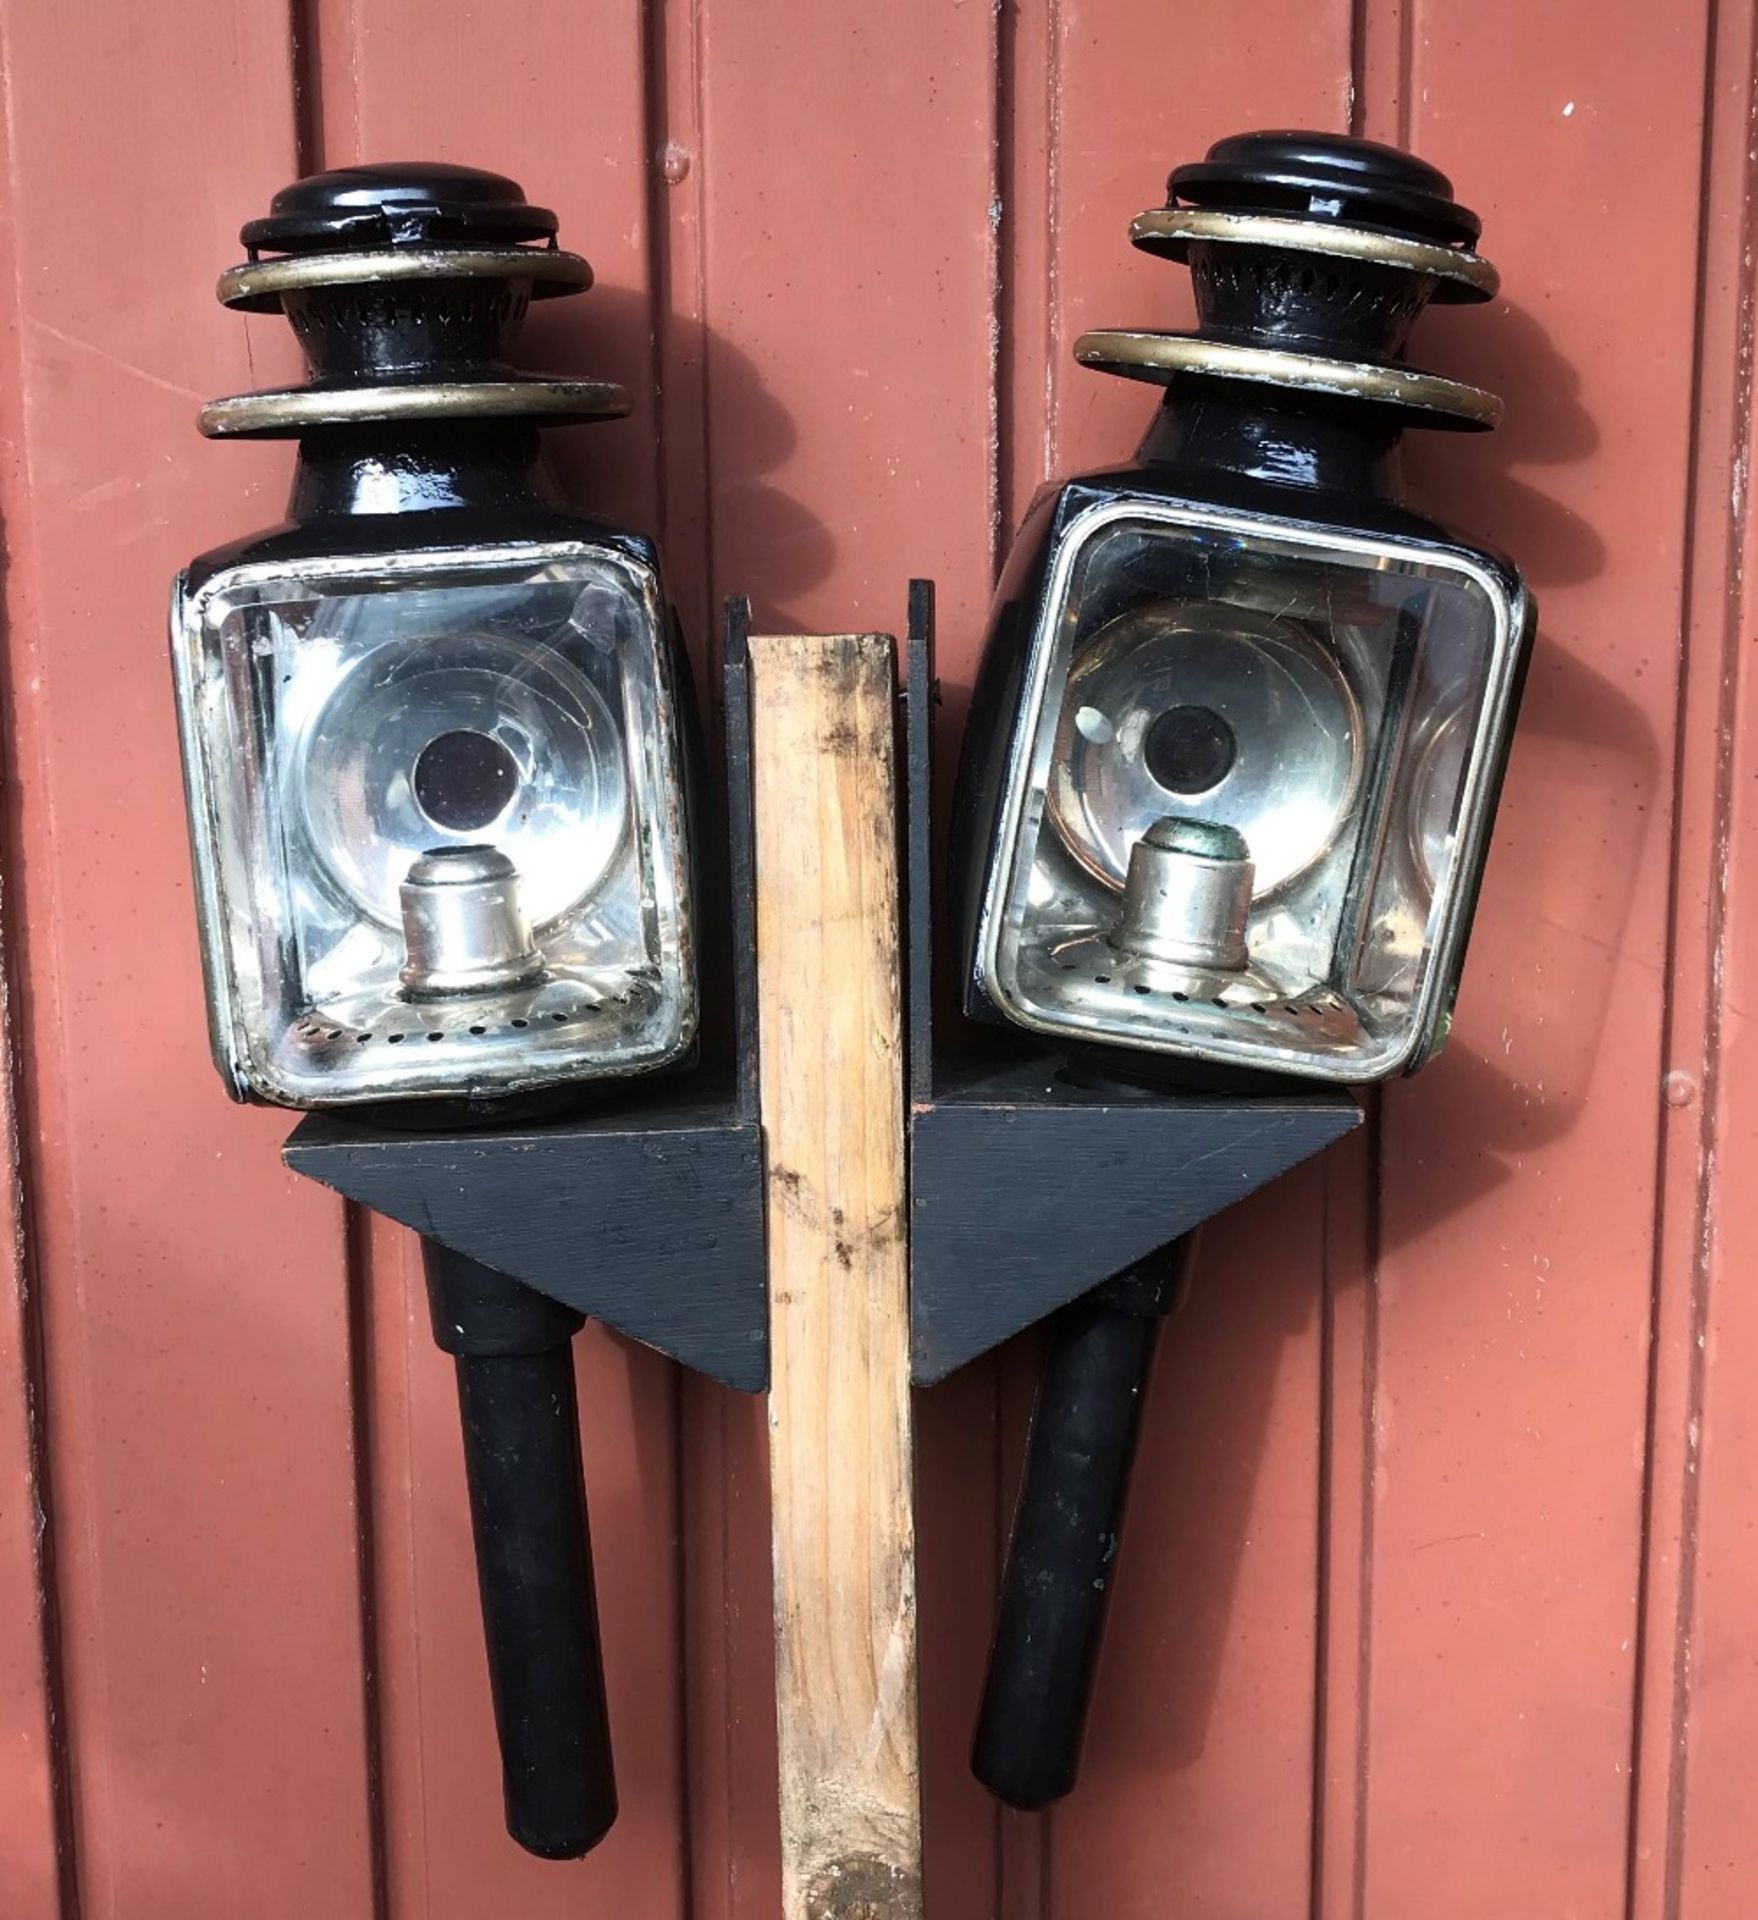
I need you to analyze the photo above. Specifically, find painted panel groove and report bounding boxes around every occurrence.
[1636,1,1758,1913]
[0,816,67,1920]
[0,0,379,1912]
[0,16,73,1909]
[1316,15,1406,1919]
[1371,1,1713,1913]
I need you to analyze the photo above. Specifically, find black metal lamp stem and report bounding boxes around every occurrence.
[972,1239,1190,1809]
[422,1243,617,1858]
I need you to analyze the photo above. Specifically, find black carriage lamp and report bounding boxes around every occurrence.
[952,132,1533,1807]
[170,164,699,1858]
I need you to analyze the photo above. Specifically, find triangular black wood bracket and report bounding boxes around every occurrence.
[909,1056,1358,1383]
[285,1080,766,1391]
[903,581,1361,1385]
[281,600,770,1394]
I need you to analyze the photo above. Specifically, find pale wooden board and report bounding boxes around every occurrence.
[750,633,921,1920]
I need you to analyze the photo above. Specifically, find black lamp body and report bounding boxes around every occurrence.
[952,132,1535,1810]
[174,165,699,1116]
[954,136,1533,1091]
[170,164,708,1859]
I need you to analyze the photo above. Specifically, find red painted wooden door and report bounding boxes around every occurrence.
[0,2,1751,1915]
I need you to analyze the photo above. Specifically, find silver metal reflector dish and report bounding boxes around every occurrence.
[172,542,695,1107]
[977,497,1522,1081]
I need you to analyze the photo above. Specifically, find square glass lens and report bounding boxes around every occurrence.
[174,543,694,1105]
[981,502,1519,1080]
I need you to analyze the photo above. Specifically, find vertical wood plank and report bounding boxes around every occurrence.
[1364,1,1712,1914]
[0,1,378,1913]
[998,6,1355,1914]
[676,5,1001,1914]
[300,5,689,1910]
[751,631,920,1920]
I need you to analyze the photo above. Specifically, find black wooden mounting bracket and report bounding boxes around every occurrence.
[902,579,1362,1386]
[281,600,771,1395]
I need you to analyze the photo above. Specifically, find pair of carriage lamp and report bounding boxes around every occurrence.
[170,135,1528,1847]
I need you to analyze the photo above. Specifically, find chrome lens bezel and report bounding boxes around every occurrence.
[171,538,697,1107]
[973,493,1524,1082]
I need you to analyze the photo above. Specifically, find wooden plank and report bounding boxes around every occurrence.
[999,4,1356,1913]
[750,632,920,1920]
[299,6,691,1909]
[1364,1,1712,1914]
[674,6,1002,1914]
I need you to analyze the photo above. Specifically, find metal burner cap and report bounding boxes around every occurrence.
[1109,815,1254,972]
[399,845,546,1000]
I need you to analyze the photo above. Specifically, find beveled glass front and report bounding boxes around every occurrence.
[981,502,1517,1079]
[174,544,695,1106]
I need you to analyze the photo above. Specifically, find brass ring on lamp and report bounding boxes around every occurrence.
[1129,208,1499,302]
[1072,330,1502,429]
[199,378,632,438]
[217,247,594,313]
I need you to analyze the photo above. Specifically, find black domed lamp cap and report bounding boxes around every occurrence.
[1169,130,1480,247]
[202,159,626,437]
[1074,127,1502,430]
[242,162,559,255]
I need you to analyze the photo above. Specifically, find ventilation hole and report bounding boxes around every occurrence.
[1132,983,1151,995]
[1172,991,1189,1003]
[427,1031,444,1042]
[1211,996,1228,1008]
[1057,960,1076,971]
[1094,974,1111,985]
[551,1012,568,1022]
[511,1018,529,1029]
[387,1033,405,1044]
[355,1033,372,1045]
[1250,1003,1268,1014]
[469,1025,487,1037]
[325,1029,341,1039]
